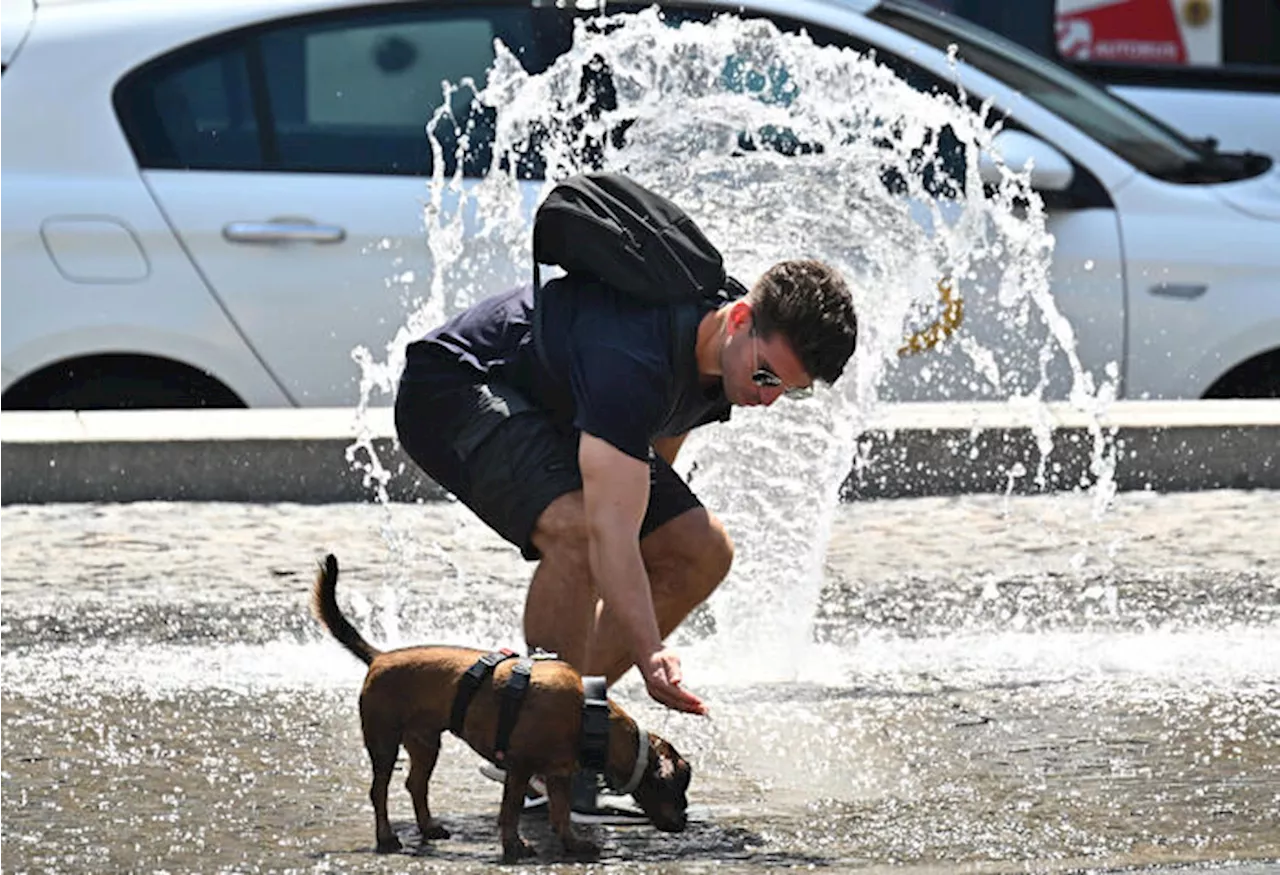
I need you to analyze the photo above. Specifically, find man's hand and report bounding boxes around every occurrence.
[641,648,708,715]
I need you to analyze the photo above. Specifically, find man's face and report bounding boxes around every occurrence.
[726,321,814,407]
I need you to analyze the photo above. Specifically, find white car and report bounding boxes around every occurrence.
[3,0,1279,409]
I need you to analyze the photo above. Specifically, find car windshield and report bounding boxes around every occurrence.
[868,0,1207,179]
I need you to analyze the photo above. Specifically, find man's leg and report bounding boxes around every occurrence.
[524,492,733,683]
[524,491,596,668]
[587,506,733,683]
[521,456,730,819]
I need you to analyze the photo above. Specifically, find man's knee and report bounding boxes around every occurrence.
[645,508,734,591]
[696,514,734,587]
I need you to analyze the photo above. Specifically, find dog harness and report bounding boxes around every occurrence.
[451,653,649,789]
[450,649,557,764]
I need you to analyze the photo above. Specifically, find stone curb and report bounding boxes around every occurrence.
[2,401,1278,504]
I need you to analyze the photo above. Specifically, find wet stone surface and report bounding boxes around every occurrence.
[2,491,1278,873]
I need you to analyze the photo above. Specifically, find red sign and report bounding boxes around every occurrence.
[1056,0,1187,65]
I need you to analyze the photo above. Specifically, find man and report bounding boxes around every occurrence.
[395,256,857,718]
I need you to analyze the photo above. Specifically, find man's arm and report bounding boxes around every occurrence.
[579,431,706,714]
[651,433,688,466]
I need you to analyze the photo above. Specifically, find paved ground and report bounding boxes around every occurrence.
[2,491,1278,873]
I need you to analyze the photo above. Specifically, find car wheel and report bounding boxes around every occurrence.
[1203,351,1280,399]
[2,355,246,411]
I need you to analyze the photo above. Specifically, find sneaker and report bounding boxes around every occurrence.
[478,763,548,810]
[568,770,650,826]
[569,794,651,825]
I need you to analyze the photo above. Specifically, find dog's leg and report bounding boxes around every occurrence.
[404,734,450,842]
[545,774,601,862]
[365,732,402,853]
[499,766,538,864]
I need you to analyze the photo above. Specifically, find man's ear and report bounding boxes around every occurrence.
[726,300,753,336]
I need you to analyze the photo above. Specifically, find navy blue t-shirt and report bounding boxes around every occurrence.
[403,278,734,461]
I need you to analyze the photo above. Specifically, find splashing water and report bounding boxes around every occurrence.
[348,9,1117,676]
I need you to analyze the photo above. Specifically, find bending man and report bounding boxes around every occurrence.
[396,256,857,715]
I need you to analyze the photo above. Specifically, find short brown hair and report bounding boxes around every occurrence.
[749,260,857,385]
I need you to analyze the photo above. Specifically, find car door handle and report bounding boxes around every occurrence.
[1149,282,1207,300]
[222,221,347,244]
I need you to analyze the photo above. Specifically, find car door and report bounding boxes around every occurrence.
[117,3,572,407]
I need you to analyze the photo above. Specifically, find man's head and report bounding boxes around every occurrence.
[721,259,857,407]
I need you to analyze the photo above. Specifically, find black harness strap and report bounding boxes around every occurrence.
[493,657,534,763]
[449,649,517,736]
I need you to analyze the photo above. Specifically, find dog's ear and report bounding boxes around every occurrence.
[648,734,684,783]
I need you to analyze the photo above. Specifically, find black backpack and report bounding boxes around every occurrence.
[532,173,727,304]
[529,173,733,383]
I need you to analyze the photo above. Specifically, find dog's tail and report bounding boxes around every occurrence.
[312,554,381,666]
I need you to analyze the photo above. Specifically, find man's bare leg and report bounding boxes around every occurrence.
[523,492,596,666]
[585,507,733,683]
[523,493,733,682]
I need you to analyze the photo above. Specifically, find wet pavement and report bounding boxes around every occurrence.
[2,491,1278,873]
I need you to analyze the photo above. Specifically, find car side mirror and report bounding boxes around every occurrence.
[979,130,1074,193]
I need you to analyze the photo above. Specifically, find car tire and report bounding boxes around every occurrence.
[1203,351,1280,399]
[2,355,246,411]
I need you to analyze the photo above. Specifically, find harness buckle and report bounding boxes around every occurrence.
[579,675,610,774]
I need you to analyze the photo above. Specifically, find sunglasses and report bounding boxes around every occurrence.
[751,332,814,400]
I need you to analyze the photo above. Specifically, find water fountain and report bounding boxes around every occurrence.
[345,8,1117,672]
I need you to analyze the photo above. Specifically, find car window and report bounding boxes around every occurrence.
[605,5,971,193]
[116,45,261,169]
[628,5,1118,207]
[115,4,574,176]
[795,14,971,197]
[258,8,570,175]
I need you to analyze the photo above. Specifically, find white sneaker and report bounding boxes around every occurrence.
[570,791,651,826]
[569,771,650,825]
[478,763,548,810]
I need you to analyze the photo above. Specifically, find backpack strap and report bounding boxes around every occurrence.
[449,649,517,736]
[493,657,535,763]
[531,274,549,377]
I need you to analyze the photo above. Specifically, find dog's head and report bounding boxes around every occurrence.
[628,732,691,832]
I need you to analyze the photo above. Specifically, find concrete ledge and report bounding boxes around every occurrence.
[2,401,1278,504]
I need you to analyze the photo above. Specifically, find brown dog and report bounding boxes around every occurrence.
[312,554,691,862]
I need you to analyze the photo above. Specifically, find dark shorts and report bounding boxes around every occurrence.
[395,367,703,561]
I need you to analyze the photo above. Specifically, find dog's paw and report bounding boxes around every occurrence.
[562,836,601,862]
[375,834,403,854]
[420,822,451,841]
[500,838,537,864]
